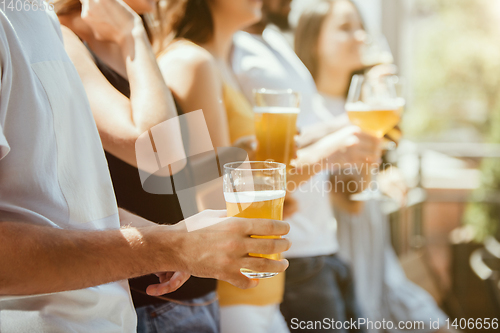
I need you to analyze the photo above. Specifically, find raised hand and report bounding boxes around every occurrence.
[79,0,141,45]
[324,126,382,168]
[295,125,382,170]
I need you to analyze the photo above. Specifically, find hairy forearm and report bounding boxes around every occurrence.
[119,207,157,228]
[121,22,177,134]
[0,220,181,296]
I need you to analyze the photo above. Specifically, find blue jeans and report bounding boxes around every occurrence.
[280,255,365,333]
[136,291,220,333]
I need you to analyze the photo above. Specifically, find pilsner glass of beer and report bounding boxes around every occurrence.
[345,75,401,138]
[345,75,402,201]
[223,161,286,279]
[253,89,300,166]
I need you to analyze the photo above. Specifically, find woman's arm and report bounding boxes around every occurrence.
[60,2,180,171]
[296,114,351,148]
[158,45,231,148]
[288,126,382,187]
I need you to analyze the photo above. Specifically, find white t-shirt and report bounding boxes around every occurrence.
[314,93,347,118]
[0,9,136,332]
[232,28,338,258]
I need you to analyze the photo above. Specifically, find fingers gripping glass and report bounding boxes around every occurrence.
[223,161,286,279]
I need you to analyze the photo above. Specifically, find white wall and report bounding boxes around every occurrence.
[353,0,383,33]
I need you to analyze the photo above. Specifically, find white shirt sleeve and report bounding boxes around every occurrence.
[0,25,11,160]
[46,10,64,42]
[0,123,9,161]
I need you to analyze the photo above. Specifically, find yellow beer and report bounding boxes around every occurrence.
[346,103,400,138]
[223,161,286,278]
[254,107,299,165]
[345,75,403,201]
[225,190,285,262]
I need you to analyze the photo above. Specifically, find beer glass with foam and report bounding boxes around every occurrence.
[253,89,300,166]
[345,74,402,200]
[223,161,286,279]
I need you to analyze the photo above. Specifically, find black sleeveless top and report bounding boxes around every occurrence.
[86,45,216,306]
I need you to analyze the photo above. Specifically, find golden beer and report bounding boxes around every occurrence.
[345,75,403,201]
[254,107,299,165]
[346,105,400,138]
[223,161,287,278]
[225,190,285,262]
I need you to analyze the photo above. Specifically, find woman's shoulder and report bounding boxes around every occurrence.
[158,39,215,68]
[158,39,221,88]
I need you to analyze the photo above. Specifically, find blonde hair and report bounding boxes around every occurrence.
[53,0,169,56]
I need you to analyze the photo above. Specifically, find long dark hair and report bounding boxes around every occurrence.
[160,0,214,46]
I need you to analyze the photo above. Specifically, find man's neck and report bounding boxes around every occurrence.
[244,21,267,36]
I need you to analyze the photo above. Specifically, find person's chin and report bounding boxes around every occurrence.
[349,54,364,70]
[253,9,263,21]
[133,2,155,15]
[239,12,262,29]
[352,62,366,72]
[248,0,263,13]
[241,7,263,25]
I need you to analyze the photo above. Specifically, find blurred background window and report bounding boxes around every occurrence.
[291,0,500,323]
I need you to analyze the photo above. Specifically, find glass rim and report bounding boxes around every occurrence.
[252,88,300,96]
[354,73,400,82]
[223,161,286,171]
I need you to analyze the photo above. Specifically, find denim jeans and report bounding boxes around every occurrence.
[280,255,365,333]
[136,291,220,333]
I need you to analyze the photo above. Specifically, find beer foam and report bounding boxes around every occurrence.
[224,190,286,203]
[253,107,300,114]
[345,101,399,112]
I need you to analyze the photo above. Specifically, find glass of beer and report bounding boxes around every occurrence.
[223,161,286,279]
[384,76,406,150]
[345,74,402,200]
[253,89,300,166]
